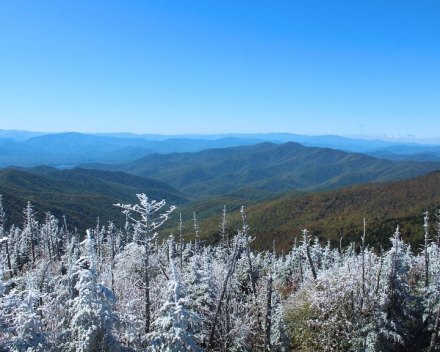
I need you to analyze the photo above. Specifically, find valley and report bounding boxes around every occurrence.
[1,132,440,251]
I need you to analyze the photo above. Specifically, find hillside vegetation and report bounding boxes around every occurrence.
[0,167,187,230]
[92,142,440,199]
[182,170,440,251]
[2,141,440,250]
[2,165,440,251]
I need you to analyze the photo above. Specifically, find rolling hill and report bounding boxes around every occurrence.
[1,162,440,251]
[368,145,440,161]
[88,142,440,200]
[2,140,440,250]
[0,167,187,231]
[185,170,440,252]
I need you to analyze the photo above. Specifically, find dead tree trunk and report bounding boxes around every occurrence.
[361,218,366,309]
[5,239,13,279]
[303,229,317,280]
[424,211,430,288]
[429,308,440,352]
[144,243,151,334]
[208,237,240,350]
[264,273,273,351]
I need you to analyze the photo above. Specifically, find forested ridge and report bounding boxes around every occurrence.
[0,167,187,231]
[87,142,440,199]
[3,167,440,254]
[4,131,440,168]
[167,170,440,252]
[2,194,440,351]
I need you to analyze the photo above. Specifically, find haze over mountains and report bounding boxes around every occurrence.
[2,129,440,168]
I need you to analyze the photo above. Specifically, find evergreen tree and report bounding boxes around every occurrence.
[66,231,119,352]
[147,246,202,351]
[115,193,175,334]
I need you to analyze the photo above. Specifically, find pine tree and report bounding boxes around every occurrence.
[66,231,119,352]
[115,194,175,334]
[147,245,202,352]
[367,226,413,351]
[18,202,38,268]
[0,195,13,279]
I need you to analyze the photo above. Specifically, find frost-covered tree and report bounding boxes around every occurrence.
[0,196,13,279]
[2,191,440,351]
[115,194,175,334]
[424,211,431,288]
[182,250,216,346]
[0,273,49,351]
[363,226,414,351]
[22,201,38,266]
[40,212,61,263]
[113,241,145,346]
[147,245,202,351]
[193,211,201,252]
[219,205,229,247]
[65,231,119,352]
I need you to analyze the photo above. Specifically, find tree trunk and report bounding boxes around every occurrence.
[245,238,263,328]
[361,218,366,309]
[208,239,239,350]
[30,227,36,264]
[429,308,440,352]
[264,274,273,351]
[306,245,317,280]
[47,226,53,262]
[374,252,384,295]
[144,243,151,334]
[5,240,13,278]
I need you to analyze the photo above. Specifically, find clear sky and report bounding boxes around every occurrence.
[0,0,439,137]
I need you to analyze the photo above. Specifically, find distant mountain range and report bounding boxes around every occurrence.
[368,145,440,161]
[2,129,440,168]
[85,142,440,200]
[0,132,264,167]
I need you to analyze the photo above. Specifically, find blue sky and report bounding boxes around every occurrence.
[0,0,439,137]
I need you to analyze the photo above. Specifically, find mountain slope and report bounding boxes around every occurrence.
[368,145,440,161]
[189,171,440,251]
[0,167,187,231]
[94,142,440,199]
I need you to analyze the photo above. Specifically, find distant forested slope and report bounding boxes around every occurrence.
[0,167,187,230]
[179,170,440,251]
[89,142,440,200]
